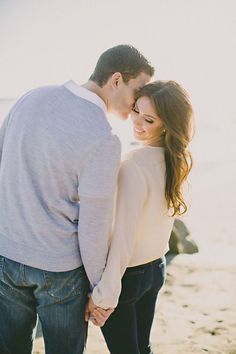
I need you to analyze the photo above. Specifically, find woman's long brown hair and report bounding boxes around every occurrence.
[136,81,193,216]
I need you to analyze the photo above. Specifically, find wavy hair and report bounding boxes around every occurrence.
[136,81,193,216]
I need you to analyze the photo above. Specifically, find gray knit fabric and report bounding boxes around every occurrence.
[0,84,121,288]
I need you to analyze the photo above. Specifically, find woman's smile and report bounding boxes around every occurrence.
[133,127,145,134]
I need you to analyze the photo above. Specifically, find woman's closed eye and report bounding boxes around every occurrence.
[144,117,154,124]
[132,104,154,124]
[132,105,139,114]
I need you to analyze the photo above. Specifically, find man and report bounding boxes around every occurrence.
[0,44,154,354]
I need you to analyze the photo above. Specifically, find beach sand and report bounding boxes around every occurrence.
[33,252,236,354]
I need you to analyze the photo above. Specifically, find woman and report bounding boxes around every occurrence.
[90,80,193,354]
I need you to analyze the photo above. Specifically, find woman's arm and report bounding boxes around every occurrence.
[91,157,147,309]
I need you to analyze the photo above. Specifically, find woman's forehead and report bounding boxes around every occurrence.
[136,96,158,118]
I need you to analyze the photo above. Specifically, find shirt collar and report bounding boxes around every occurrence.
[64,80,107,114]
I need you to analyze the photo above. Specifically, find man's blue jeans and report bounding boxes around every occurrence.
[0,255,90,354]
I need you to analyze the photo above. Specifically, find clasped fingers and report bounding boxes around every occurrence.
[91,307,114,327]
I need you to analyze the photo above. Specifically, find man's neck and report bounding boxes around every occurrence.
[82,81,108,109]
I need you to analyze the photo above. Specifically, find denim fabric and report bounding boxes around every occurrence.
[0,255,90,354]
[101,257,166,354]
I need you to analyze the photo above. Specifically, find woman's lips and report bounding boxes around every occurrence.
[134,127,144,134]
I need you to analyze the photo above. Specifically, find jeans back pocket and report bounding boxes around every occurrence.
[118,269,146,305]
[44,266,89,302]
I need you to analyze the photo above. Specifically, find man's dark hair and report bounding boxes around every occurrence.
[89,44,155,87]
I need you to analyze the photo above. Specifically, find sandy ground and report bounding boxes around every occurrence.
[33,252,236,354]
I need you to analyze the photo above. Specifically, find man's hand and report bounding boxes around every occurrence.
[85,296,96,322]
[85,296,114,327]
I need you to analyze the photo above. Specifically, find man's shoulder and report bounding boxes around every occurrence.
[95,133,121,157]
[13,85,62,107]
[105,133,121,148]
[22,84,60,98]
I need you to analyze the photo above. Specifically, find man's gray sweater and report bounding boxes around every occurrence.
[0,81,121,288]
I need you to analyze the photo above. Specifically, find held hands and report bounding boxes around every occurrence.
[85,297,114,327]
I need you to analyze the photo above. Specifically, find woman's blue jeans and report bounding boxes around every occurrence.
[0,255,90,354]
[101,257,166,354]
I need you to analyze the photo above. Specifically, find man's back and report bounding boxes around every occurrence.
[0,82,121,274]
[0,44,154,353]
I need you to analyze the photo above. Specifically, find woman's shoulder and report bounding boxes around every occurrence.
[122,146,165,166]
[121,148,145,171]
[118,149,148,188]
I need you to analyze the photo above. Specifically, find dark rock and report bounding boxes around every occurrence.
[168,219,199,254]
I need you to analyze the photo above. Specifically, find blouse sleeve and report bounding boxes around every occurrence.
[91,157,147,308]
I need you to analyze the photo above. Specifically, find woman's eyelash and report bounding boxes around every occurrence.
[145,119,154,124]
[131,107,154,124]
[132,106,139,114]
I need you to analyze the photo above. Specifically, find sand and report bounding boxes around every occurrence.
[33,252,236,354]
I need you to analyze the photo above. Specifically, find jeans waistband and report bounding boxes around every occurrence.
[126,257,165,272]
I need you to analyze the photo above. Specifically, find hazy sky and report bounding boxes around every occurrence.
[0,0,235,99]
[0,0,236,157]
[0,0,236,198]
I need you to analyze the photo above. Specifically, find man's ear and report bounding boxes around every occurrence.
[110,72,122,88]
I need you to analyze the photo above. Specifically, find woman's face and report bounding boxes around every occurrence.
[131,96,164,146]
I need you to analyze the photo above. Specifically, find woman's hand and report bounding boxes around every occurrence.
[85,296,114,326]
[91,307,114,327]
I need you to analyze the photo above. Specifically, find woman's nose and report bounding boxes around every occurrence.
[133,113,142,124]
